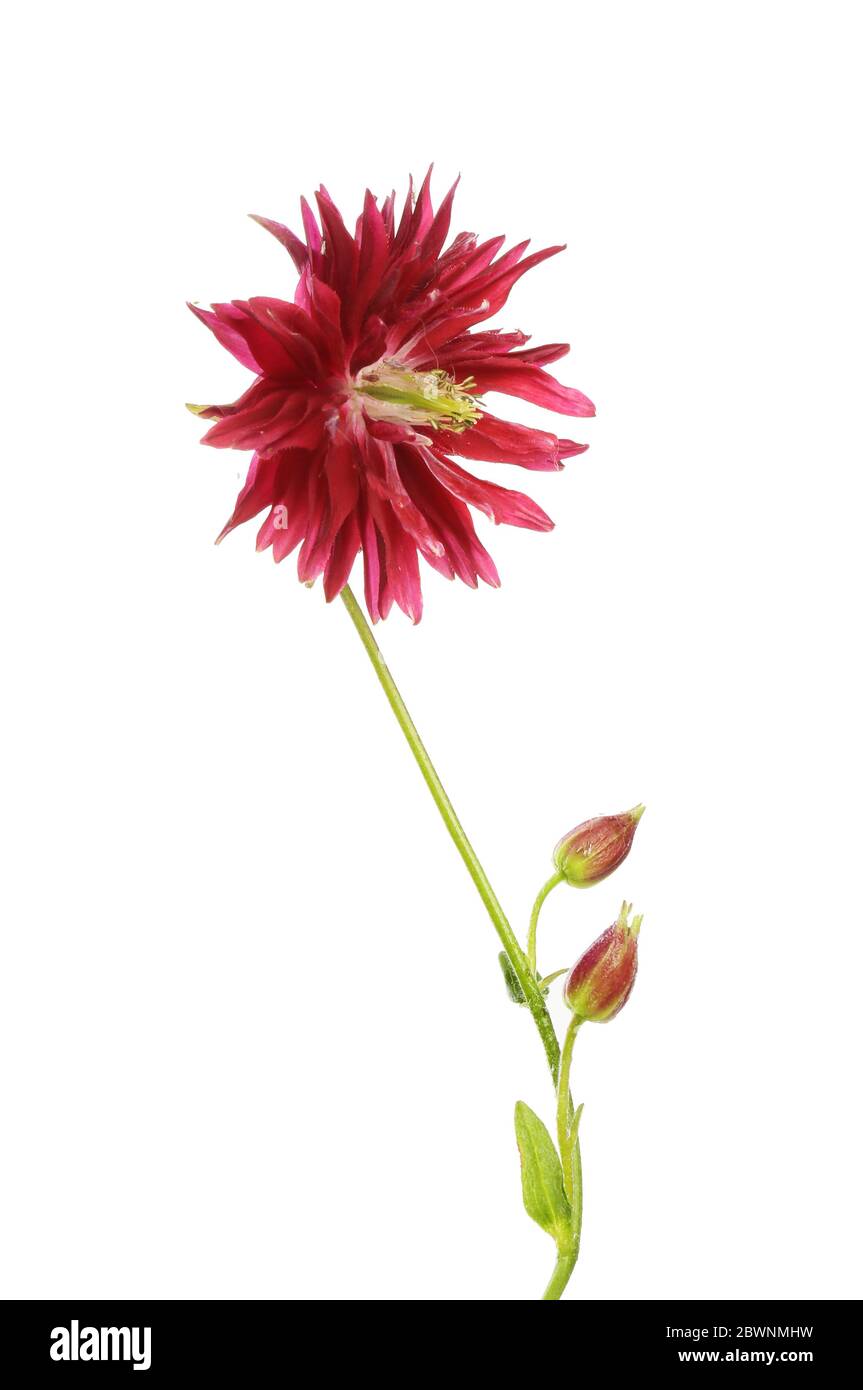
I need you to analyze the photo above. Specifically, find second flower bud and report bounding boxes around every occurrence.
[563,901,642,1022]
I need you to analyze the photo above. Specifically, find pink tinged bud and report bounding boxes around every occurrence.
[563,902,642,1022]
[553,804,645,887]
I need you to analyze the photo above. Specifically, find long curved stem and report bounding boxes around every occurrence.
[340,584,563,1085]
[527,871,564,977]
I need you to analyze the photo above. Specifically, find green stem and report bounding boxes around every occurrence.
[556,1012,582,1202]
[527,871,564,977]
[543,1013,585,1302]
[340,584,563,1085]
[571,1126,584,1257]
[542,1248,577,1301]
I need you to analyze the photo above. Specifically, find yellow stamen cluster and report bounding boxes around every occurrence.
[355,359,482,432]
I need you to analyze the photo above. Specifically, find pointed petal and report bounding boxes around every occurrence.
[249,214,308,271]
[471,360,595,417]
[439,414,564,471]
[187,302,262,374]
[508,342,570,367]
[216,451,284,543]
[422,450,554,531]
[324,513,362,601]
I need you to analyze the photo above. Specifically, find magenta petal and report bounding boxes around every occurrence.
[324,433,360,533]
[249,214,308,272]
[422,449,554,531]
[441,414,565,472]
[471,360,595,417]
[201,390,303,450]
[508,342,570,367]
[399,455,500,589]
[324,513,362,601]
[222,301,311,380]
[187,302,262,374]
[217,452,284,543]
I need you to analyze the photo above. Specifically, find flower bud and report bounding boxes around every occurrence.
[563,902,641,1022]
[553,804,644,887]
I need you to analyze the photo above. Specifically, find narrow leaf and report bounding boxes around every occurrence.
[514,1101,571,1239]
[499,951,526,1004]
[499,952,553,1003]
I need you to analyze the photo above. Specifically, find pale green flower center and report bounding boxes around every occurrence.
[354,359,481,432]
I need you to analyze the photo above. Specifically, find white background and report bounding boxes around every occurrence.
[2,1,861,1302]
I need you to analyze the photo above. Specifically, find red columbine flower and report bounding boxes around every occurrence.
[188,172,594,623]
[563,903,642,1022]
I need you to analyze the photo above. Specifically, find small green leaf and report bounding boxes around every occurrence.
[538,967,568,992]
[498,951,526,1004]
[514,1101,571,1240]
[499,953,553,1003]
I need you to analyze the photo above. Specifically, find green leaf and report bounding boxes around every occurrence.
[499,953,552,1004]
[514,1101,571,1240]
[499,951,526,1004]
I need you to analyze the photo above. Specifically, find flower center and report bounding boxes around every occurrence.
[354,359,481,433]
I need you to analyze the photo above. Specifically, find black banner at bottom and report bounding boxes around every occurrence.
[0,1299,856,1376]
